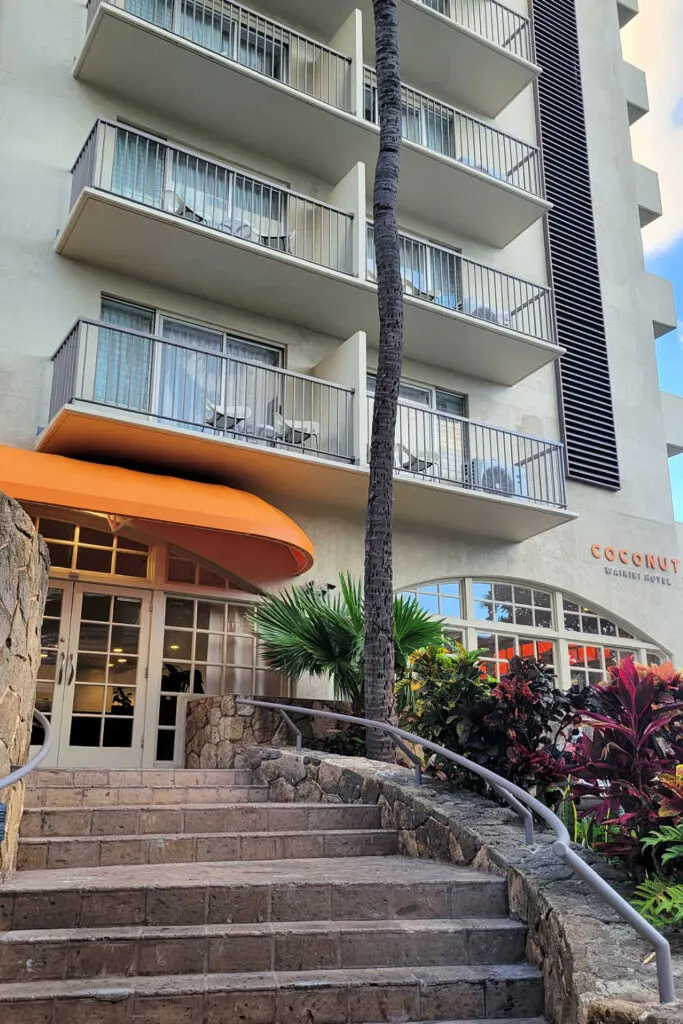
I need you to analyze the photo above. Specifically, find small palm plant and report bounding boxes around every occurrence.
[251,573,443,714]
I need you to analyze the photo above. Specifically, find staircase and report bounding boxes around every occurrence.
[0,767,546,1022]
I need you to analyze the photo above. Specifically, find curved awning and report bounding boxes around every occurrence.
[0,445,313,585]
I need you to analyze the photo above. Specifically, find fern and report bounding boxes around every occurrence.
[631,877,683,929]
[641,824,683,866]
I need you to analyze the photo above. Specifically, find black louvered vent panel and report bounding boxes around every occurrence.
[532,0,620,489]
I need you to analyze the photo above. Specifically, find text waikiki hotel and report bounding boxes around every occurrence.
[0,0,681,769]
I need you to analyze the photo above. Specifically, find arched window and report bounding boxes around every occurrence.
[398,577,666,688]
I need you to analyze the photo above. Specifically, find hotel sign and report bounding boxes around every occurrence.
[591,544,679,586]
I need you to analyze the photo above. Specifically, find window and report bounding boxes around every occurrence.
[367,374,465,418]
[166,551,246,592]
[473,582,553,629]
[563,598,635,639]
[477,633,555,680]
[397,578,665,687]
[398,581,463,618]
[178,2,289,82]
[156,596,279,760]
[364,76,455,158]
[33,516,149,580]
[568,644,638,688]
[97,298,155,412]
[366,226,460,310]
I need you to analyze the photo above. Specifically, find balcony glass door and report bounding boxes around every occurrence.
[95,298,155,412]
[158,318,223,430]
[33,583,152,768]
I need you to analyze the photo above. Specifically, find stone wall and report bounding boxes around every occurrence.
[184,695,353,769]
[239,745,683,1024]
[0,494,49,880]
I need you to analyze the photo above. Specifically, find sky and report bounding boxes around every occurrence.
[621,2,683,518]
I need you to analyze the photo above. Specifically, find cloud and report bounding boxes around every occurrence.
[621,2,683,255]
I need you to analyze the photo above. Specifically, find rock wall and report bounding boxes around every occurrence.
[0,494,49,880]
[239,745,682,1024]
[184,695,353,769]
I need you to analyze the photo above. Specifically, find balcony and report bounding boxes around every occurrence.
[57,120,362,334]
[366,225,560,384]
[39,318,359,500]
[366,396,572,539]
[254,0,540,117]
[40,321,572,541]
[622,61,649,125]
[634,163,662,227]
[75,3,547,246]
[617,0,639,27]
[58,122,560,385]
[363,69,548,246]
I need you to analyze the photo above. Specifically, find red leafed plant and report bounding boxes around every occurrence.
[570,657,683,870]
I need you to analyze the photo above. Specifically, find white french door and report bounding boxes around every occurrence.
[34,583,152,768]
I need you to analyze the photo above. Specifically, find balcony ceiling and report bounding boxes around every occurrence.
[37,406,576,543]
[56,189,562,386]
[75,4,548,246]
[256,0,540,117]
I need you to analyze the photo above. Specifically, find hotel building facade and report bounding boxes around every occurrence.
[0,0,680,769]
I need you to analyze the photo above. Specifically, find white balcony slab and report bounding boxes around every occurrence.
[617,0,639,27]
[56,189,562,386]
[75,4,547,247]
[257,0,540,117]
[634,163,662,227]
[647,273,678,339]
[37,405,575,542]
[661,391,683,458]
[622,61,649,125]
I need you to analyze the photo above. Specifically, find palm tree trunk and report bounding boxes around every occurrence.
[364,0,404,761]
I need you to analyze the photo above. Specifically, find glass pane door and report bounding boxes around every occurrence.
[158,319,224,429]
[30,583,72,765]
[59,585,151,768]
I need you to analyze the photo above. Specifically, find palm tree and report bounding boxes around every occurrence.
[251,574,442,715]
[365,0,405,759]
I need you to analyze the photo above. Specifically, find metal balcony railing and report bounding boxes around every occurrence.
[50,319,356,463]
[364,68,542,196]
[86,0,353,112]
[367,396,566,509]
[366,225,555,344]
[71,121,355,276]
[419,0,533,62]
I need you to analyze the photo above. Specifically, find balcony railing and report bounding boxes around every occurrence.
[86,0,353,112]
[71,120,355,276]
[368,397,566,509]
[366,225,554,344]
[50,320,356,463]
[364,68,541,196]
[419,0,532,62]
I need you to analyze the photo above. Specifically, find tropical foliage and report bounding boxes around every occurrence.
[251,573,443,714]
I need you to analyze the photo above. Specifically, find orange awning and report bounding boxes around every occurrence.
[0,445,314,585]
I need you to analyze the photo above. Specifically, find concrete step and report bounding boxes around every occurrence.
[17,829,399,870]
[24,783,268,810]
[20,802,382,839]
[0,964,544,1022]
[0,858,508,930]
[0,918,527,982]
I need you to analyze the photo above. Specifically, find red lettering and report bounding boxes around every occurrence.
[658,556,670,572]
[632,552,644,567]
[605,547,616,562]
[646,554,657,569]
[619,550,629,564]
[673,558,680,574]
[591,544,601,559]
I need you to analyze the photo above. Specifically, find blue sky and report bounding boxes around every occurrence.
[621,5,683,518]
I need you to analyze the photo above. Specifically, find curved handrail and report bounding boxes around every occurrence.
[0,710,53,794]
[236,697,676,1005]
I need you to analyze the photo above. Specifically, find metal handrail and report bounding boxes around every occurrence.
[0,710,53,793]
[236,697,676,1005]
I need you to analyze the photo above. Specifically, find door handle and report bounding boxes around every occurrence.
[55,652,65,686]
[66,654,75,686]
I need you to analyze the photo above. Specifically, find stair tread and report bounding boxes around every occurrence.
[0,917,526,943]
[20,828,393,844]
[23,802,379,813]
[2,855,506,891]
[0,963,542,999]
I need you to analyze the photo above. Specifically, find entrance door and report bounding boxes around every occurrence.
[34,583,151,768]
